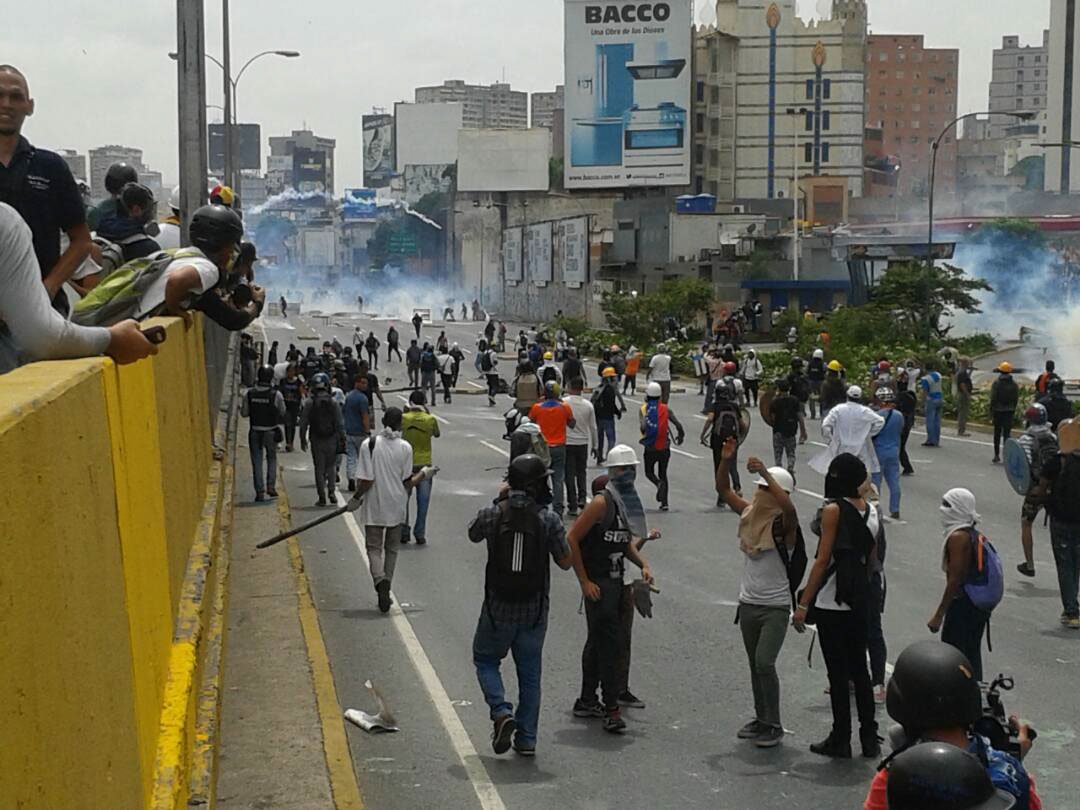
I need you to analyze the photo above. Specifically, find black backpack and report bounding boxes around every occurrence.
[420,350,437,373]
[712,402,740,444]
[1030,431,1059,476]
[486,499,548,604]
[310,397,338,439]
[831,499,875,607]
[541,365,558,384]
[481,351,494,372]
[1050,454,1080,523]
[772,516,808,611]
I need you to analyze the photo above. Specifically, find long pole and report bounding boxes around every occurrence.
[479,211,485,308]
[926,138,938,350]
[221,0,233,193]
[176,0,208,244]
[793,119,800,282]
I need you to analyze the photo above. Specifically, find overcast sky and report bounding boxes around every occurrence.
[5,0,1050,189]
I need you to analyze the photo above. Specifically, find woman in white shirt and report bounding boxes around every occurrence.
[792,453,880,761]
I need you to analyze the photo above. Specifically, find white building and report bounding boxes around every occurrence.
[530,86,564,129]
[415,80,527,129]
[57,149,86,184]
[988,31,1050,139]
[717,0,867,200]
[1046,0,1080,193]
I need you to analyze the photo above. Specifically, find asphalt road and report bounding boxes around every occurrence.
[257,311,1076,810]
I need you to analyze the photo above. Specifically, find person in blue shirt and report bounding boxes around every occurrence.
[919,363,945,447]
[343,374,372,491]
[872,387,904,519]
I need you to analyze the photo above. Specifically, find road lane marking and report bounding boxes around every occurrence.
[480,440,510,458]
[671,447,703,460]
[795,488,905,523]
[909,428,994,448]
[394,395,451,425]
[467,380,486,390]
[337,500,507,810]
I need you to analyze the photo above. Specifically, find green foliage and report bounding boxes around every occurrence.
[871,262,993,340]
[547,315,590,340]
[601,278,714,346]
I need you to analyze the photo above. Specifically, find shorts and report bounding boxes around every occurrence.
[1021,490,1043,523]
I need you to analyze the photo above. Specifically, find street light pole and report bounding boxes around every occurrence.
[221,0,233,194]
[176,0,208,245]
[786,107,808,282]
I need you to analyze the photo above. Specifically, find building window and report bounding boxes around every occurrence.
[710,118,720,136]
[1017,98,1025,108]
[711,86,720,103]
[695,113,705,133]
[1035,55,1042,63]
[1017,70,1024,79]
[821,143,830,162]
[912,86,921,96]
[805,111,813,131]
[896,70,905,79]
[695,176,704,194]
[879,103,887,112]
[823,79,831,99]
[913,52,923,62]
[897,52,906,62]
[911,103,921,112]
[1035,69,1042,77]
[823,111,831,130]
[1035,96,1041,105]
[879,52,888,61]
[1016,84,1024,92]
[878,69,887,78]
[806,79,814,99]
[696,145,705,164]
[804,143,813,163]
[1018,56,1025,64]
[696,81,705,102]
[928,87,936,95]
[912,120,920,129]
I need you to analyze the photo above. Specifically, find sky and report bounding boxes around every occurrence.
[5,0,1051,190]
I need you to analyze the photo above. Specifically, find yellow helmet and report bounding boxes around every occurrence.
[997,361,1013,374]
[543,351,553,360]
[602,366,617,378]
[827,360,843,372]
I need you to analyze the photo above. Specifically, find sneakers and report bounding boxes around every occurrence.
[889,512,900,520]
[659,504,669,512]
[266,488,278,498]
[492,715,516,754]
[348,480,356,492]
[255,492,266,503]
[992,456,1002,464]
[572,698,604,718]
[511,736,535,757]
[602,705,626,734]
[327,494,338,506]
[754,725,785,749]
[375,580,392,614]
[809,735,852,759]
[1067,615,1080,630]
[1017,562,1036,578]
[737,719,768,740]
[874,685,887,705]
[315,498,327,507]
[415,537,427,546]
[618,690,646,709]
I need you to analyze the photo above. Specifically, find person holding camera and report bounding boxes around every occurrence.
[862,640,1041,810]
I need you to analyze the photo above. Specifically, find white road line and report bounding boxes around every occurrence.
[909,428,995,448]
[337,506,507,810]
[394,395,451,425]
[671,447,703,460]
[467,380,486,390]
[795,487,906,524]
[480,440,510,458]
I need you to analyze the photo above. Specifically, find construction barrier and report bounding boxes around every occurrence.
[0,315,237,810]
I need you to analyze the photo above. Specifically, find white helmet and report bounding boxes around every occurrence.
[753,467,795,493]
[813,348,824,359]
[605,444,640,467]
[169,185,181,211]
[646,382,662,398]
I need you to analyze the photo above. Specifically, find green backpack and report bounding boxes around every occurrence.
[72,247,208,327]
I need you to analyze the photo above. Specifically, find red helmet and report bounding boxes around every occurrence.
[878,360,892,371]
[723,361,738,375]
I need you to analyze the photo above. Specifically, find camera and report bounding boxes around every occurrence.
[974,675,1037,760]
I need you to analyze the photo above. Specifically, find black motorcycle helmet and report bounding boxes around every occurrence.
[256,365,275,385]
[189,204,244,255]
[886,742,1015,810]
[104,162,139,195]
[508,453,551,491]
[1049,377,1065,394]
[886,640,982,735]
[119,182,157,225]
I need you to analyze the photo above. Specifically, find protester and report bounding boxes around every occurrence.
[593,367,621,464]
[87,161,137,231]
[538,351,562,387]
[647,346,673,403]
[1038,378,1072,432]
[364,331,380,370]
[741,349,764,406]
[437,345,455,404]
[1035,360,1059,397]
[562,346,586,389]
[529,382,576,518]
[919,362,945,447]
[480,340,500,406]
[241,364,285,502]
[811,385,885,479]
[401,390,439,545]
[640,381,685,511]
[299,372,345,508]
[404,338,421,389]
[419,341,438,405]
[412,310,423,340]
[468,454,572,756]
[990,362,1020,464]
[871,388,904,519]
[386,324,402,363]
[807,349,826,419]
[96,182,161,262]
[820,360,847,417]
[0,65,92,314]
[1016,404,1058,578]
[278,363,304,451]
[567,445,657,734]
[1033,418,1080,629]
[279,295,288,319]
[768,378,807,481]
[449,342,465,388]
[703,348,725,414]
[343,374,372,491]
[564,377,598,517]
[956,357,974,437]
[793,454,880,759]
[623,346,641,396]
[702,378,744,506]
[787,358,811,416]
[715,438,800,748]
[929,488,997,680]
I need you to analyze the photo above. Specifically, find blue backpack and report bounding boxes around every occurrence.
[963,528,1004,613]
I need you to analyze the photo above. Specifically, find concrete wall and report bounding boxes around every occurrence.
[0,317,225,809]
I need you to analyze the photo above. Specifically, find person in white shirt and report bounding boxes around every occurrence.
[811,386,886,477]
[647,349,673,403]
[563,376,598,516]
[356,407,432,613]
[155,186,182,250]
[740,349,764,406]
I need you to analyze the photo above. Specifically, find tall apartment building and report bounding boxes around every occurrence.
[530,86,564,129]
[864,34,959,197]
[268,129,337,194]
[414,80,527,129]
[88,145,144,200]
[57,149,86,184]
[1046,1,1080,192]
[988,31,1050,139]
[717,0,867,212]
[691,27,738,200]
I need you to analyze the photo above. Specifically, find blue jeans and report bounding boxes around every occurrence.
[473,610,547,746]
[925,398,943,445]
[596,418,616,461]
[345,433,368,482]
[1050,519,1080,617]
[871,455,902,515]
[407,472,432,541]
[549,444,566,515]
[248,429,277,495]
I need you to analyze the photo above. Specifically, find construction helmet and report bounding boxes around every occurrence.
[256,365,275,385]
[724,361,738,375]
[878,360,892,372]
[605,444,640,468]
[602,367,617,378]
[543,351,554,360]
[309,372,331,392]
[876,387,896,403]
[169,184,181,211]
[753,467,794,493]
[886,640,982,735]
[827,360,843,372]
[646,382,662,398]
[996,361,1013,374]
[508,454,551,490]
[813,348,825,359]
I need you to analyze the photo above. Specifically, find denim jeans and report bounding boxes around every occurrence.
[473,609,548,747]
[421,371,437,405]
[871,455,902,515]
[1050,519,1080,617]
[925,398,943,445]
[942,593,989,681]
[406,471,433,541]
[345,433,368,482]
[549,444,566,515]
[596,418,617,462]
[249,429,278,495]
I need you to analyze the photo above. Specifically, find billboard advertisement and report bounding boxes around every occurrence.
[403,164,454,204]
[558,217,589,287]
[343,188,378,221]
[294,148,328,193]
[563,0,692,189]
[458,129,552,192]
[208,123,262,173]
[525,222,553,286]
[394,102,463,173]
[503,227,523,284]
[362,114,394,188]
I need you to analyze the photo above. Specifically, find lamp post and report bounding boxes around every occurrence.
[786,107,809,281]
[925,110,1035,348]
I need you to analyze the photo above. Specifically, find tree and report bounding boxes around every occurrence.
[601,277,714,345]
[871,262,993,340]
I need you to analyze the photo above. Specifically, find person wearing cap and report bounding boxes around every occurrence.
[811,385,886,479]
[155,185,182,249]
[538,350,562,387]
[529,382,576,517]
[715,436,801,749]
[872,387,904,519]
[862,640,1039,810]
[956,356,975,436]
[1015,404,1058,578]
[647,346,673,403]
[640,381,685,511]
[820,359,848,417]
[209,184,236,208]
[990,362,1020,463]
[919,361,945,447]
[594,366,621,464]
[564,377,598,516]
[807,349,827,418]
[401,390,440,545]
[567,445,658,734]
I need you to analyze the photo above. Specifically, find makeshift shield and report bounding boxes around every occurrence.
[1003,438,1031,496]
[737,407,752,446]
[759,389,775,428]
[1059,418,1080,455]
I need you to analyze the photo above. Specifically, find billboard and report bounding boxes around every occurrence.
[208,123,261,173]
[525,222,553,286]
[563,0,692,189]
[343,188,378,221]
[503,227,523,284]
[294,148,328,193]
[362,114,394,188]
[458,129,552,192]
[394,102,463,173]
[558,217,589,287]
[404,164,454,204]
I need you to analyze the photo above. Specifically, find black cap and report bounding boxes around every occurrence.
[886,742,1015,810]
[508,454,551,490]
[886,640,982,734]
[189,205,244,255]
[105,162,139,194]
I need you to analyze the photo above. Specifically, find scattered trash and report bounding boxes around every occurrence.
[344,680,399,733]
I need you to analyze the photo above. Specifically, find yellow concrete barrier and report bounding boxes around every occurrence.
[0,316,236,810]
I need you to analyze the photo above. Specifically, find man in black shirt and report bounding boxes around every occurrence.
[955,357,974,437]
[769,378,807,480]
[0,65,91,313]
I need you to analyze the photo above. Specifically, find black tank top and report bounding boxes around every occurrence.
[279,378,302,404]
[581,494,632,581]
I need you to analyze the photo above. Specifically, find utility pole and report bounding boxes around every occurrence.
[221,0,234,194]
[176,0,208,243]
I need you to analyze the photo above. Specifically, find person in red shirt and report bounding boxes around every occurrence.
[529,382,576,517]
[639,381,685,511]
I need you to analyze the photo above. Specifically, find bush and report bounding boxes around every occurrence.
[601,278,713,346]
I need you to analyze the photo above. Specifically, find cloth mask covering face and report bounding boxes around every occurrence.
[940,487,980,539]
[738,488,784,557]
[605,469,647,540]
